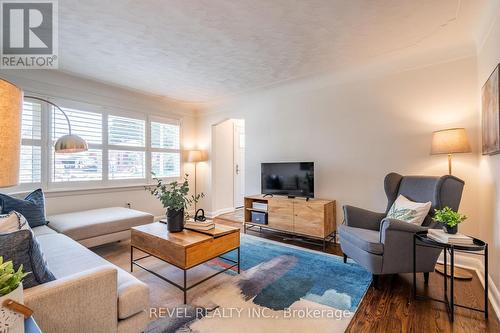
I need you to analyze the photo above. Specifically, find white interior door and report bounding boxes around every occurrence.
[233,120,245,208]
[212,118,245,213]
[212,120,235,213]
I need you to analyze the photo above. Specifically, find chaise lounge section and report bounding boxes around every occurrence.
[47,207,154,248]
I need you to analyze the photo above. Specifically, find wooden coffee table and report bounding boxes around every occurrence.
[130,222,240,304]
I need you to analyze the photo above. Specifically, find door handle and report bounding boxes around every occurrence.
[235,164,240,175]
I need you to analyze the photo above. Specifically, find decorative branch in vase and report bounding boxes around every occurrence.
[148,173,204,232]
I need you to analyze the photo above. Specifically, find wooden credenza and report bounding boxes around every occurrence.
[244,195,336,248]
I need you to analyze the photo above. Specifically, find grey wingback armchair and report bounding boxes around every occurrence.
[339,172,465,285]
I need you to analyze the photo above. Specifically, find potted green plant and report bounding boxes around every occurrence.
[148,173,204,232]
[0,257,28,333]
[433,207,467,234]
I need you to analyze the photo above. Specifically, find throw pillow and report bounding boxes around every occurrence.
[0,211,28,232]
[0,212,55,288]
[387,195,431,226]
[0,189,47,228]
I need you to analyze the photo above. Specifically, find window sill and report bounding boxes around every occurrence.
[7,180,179,198]
[43,184,153,198]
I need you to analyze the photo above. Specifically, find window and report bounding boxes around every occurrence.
[108,115,145,147]
[108,115,146,180]
[109,150,145,180]
[151,121,179,149]
[16,97,182,191]
[53,149,103,182]
[20,101,42,184]
[52,107,103,182]
[151,120,181,178]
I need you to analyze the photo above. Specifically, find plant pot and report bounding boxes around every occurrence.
[166,208,184,232]
[443,224,458,234]
[0,283,24,333]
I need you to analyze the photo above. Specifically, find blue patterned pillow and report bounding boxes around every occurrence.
[0,189,47,228]
[0,212,55,288]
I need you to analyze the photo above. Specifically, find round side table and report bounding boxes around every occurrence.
[413,230,488,322]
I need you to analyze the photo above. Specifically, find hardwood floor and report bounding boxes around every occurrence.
[215,210,499,333]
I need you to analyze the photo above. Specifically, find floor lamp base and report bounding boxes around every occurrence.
[435,263,473,280]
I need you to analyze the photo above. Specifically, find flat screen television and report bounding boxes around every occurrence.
[261,162,314,198]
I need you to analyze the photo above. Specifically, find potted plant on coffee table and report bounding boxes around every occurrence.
[148,173,204,232]
[433,206,467,234]
[0,256,29,333]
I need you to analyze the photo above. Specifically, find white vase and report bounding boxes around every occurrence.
[0,284,24,333]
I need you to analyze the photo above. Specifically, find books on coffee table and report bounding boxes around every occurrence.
[427,229,473,245]
[184,218,215,232]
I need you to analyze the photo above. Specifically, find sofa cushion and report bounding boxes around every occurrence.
[36,233,149,319]
[0,189,47,228]
[338,224,384,255]
[47,207,154,241]
[31,225,58,237]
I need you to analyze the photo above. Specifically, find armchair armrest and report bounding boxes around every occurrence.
[343,205,385,231]
[24,266,118,333]
[379,218,439,274]
[380,218,426,243]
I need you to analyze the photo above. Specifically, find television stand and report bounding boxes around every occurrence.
[244,195,336,251]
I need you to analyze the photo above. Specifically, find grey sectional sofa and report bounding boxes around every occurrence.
[24,207,154,333]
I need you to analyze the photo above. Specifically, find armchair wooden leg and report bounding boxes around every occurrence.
[343,254,347,263]
[372,274,381,289]
[423,272,429,284]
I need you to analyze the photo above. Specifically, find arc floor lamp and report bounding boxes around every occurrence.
[0,79,88,188]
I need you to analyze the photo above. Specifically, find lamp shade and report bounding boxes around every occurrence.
[54,134,89,153]
[431,128,471,155]
[186,149,207,162]
[0,79,23,187]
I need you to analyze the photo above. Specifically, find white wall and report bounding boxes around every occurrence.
[477,5,500,297]
[196,57,481,234]
[0,70,197,218]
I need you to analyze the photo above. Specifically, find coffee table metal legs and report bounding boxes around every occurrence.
[183,270,187,304]
[131,246,241,304]
[237,246,241,274]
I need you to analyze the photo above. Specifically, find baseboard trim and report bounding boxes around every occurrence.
[153,210,196,222]
[437,253,500,319]
[207,207,235,218]
[154,207,231,222]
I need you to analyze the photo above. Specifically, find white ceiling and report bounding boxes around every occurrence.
[58,0,488,103]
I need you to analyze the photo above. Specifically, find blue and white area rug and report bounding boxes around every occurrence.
[145,234,371,333]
